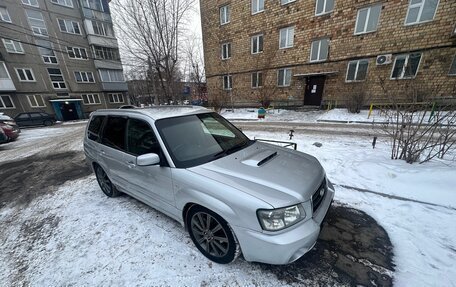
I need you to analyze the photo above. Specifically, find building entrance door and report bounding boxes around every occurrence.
[304,76,325,106]
[61,102,79,120]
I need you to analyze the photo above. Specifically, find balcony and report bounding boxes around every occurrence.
[101,82,128,91]
[87,35,118,48]
[94,60,122,70]
[82,8,112,22]
[0,79,16,91]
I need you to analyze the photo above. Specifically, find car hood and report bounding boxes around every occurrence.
[189,141,325,208]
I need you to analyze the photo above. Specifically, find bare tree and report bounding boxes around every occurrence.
[112,0,195,104]
[184,36,206,103]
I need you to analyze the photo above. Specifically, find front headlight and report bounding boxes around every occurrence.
[257,204,306,231]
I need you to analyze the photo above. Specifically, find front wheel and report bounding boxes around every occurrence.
[186,206,240,264]
[94,165,119,197]
[44,120,53,126]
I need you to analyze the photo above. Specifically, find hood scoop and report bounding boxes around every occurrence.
[241,150,278,167]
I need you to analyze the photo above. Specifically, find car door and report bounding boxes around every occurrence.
[15,113,31,126]
[123,117,175,208]
[29,113,44,125]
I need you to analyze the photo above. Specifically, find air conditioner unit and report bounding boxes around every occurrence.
[376,54,393,65]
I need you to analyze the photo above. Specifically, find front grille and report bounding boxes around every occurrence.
[312,179,326,213]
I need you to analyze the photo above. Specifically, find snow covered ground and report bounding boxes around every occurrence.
[1,121,455,286]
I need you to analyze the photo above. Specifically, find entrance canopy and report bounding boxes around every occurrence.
[293,71,338,78]
[49,99,83,102]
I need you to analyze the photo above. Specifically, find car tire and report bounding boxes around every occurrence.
[44,120,53,126]
[94,164,120,197]
[186,206,240,264]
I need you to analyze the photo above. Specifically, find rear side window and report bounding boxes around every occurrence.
[87,115,105,141]
[101,116,127,151]
[30,113,41,118]
[17,114,30,119]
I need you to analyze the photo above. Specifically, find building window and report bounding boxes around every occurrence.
[0,7,11,22]
[252,0,264,14]
[251,34,263,54]
[220,5,230,25]
[51,0,73,8]
[25,9,48,36]
[2,39,24,54]
[27,95,46,107]
[0,95,15,109]
[47,68,67,89]
[91,20,114,37]
[448,55,456,75]
[15,68,35,82]
[310,38,329,62]
[67,46,88,59]
[221,42,231,60]
[346,60,369,82]
[21,0,39,7]
[281,0,295,5]
[355,4,382,35]
[99,69,124,82]
[391,53,422,79]
[75,71,95,83]
[82,0,104,12]
[82,94,101,105]
[108,93,124,104]
[93,46,119,61]
[36,39,58,64]
[223,75,232,90]
[0,62,11,79]
[405,0,439,25]
[58,19,81,35]
[251,72,263,88]
[279,26,294,49]
[277,68,292,87]
[315,0,334,16]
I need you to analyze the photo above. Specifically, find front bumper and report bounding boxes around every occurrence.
[232,185,335,265]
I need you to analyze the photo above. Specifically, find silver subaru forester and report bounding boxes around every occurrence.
[83,106,335,265]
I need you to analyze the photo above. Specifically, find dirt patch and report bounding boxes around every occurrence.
[0,151,91,208]
[259,204,395,286]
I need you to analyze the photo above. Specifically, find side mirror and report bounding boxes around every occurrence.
[137,153,160,166]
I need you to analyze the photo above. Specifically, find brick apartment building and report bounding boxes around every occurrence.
[0,0,128,121]
[200,0,456,108]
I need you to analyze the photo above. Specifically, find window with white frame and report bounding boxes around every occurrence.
[391,53,422,79]
[449,55,456,76]
[99,69,124,82]
[83,0,104,12]
[74,71,95,83]
[21,0,39,7]
[220,5,230,25]
[277,68,292,87]
[47,68,67,89]
[0,62,11,79]
[315,0,334,16]
[310,38,329,62]
[251,34,263,54]
[58,19,81,34]
[36,39,58,64]
[91,20,114,37]
[0,7,11,22]
[0,95,14,109]
[281,0,295,5]
[2,39,24,54]
[251,71,263,88]
[221,42,231,60]
[27,95,46,107]
[93,46,119,60]
[82,94,101,105]
[346,60,369,82]
[15,68,35,82]
[251,0,264,14]
[51,0,73,8]
[67,46,88,59]
[355,4,382,34]
[223,75,232,90]
[108,93,124,103]
[279,26,294,49]
[405,0,439,25]
[25,9,48,36]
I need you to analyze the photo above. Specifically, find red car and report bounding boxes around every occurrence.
[0,113,20,141]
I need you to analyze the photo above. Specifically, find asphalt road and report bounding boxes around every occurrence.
[0,124,395,286]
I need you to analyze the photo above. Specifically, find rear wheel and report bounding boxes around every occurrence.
[94,165,119,197]
[186,206,239,264]
[44,120,53,126]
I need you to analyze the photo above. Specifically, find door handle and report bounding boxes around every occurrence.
[126,161,136,169]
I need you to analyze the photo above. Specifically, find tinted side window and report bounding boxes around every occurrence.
[87,115,105,141]
[17,114,30,119]
[30,113,41,118]
[127,118,160,156]
[101,116,127,150]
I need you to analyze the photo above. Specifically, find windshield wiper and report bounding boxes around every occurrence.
[212,140,253,159]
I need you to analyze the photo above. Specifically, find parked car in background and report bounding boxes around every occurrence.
[84,106,335,265]
[0,126,8,144]
[14,112,55,127]
[0,113,20,141]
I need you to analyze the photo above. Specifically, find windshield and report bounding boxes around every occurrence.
[155,112,252,168]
